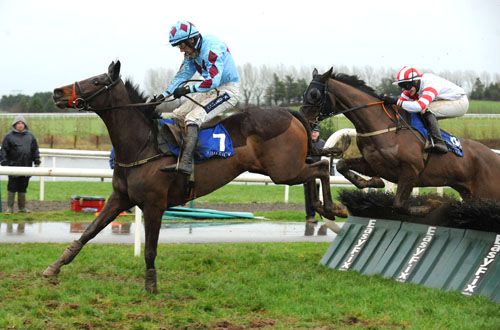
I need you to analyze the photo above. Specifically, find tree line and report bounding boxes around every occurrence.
[146,63,500,107]
[2,64,500,112]
[0,92,68,113]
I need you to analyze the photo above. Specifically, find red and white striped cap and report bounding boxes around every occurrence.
[394,66,422,84]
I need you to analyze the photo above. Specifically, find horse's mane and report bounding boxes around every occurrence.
[124,80,162,120]
[331,73,381,99]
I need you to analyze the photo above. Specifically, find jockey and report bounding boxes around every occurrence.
[157,20,241,175]
[391,66,469,154]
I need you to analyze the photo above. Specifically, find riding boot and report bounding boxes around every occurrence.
[5,191,15,214]
[422,111,448,154]
[160,124,199,175]
[18,193,29,213]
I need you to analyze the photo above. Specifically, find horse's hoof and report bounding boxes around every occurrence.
[317,224,328,236]
[304,223,315,236]
[145,284,158,294]
[368,178,385,188]
[42,265,60,277]
[334,204,349,218]
[145,269,158,294]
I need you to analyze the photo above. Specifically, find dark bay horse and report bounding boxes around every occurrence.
[301,68,500,215]
[45,61,346,293]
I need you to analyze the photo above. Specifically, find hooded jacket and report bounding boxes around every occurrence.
[0,115,40,167]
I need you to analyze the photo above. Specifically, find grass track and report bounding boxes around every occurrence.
[0,243,498,329]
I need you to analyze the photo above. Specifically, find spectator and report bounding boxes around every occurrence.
[0,115,40,213]
[304,125,325,223]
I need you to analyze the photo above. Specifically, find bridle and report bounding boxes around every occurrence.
[301,77,424,141]
[302,78,388,122]
[301,79,335,122]
[67,74,122,111]
[66,74,172,112]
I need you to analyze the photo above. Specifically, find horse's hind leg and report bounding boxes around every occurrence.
[43,192,132,277]
[306,159,348,219]
[142,204,165,294]
[274,159,347,219]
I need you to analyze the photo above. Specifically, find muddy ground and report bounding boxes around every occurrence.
[2,201,306,213]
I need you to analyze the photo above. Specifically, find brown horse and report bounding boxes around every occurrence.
[300,68,500,215]
[45,61,346,293]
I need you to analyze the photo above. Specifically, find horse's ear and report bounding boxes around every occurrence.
[320,67,333,82]
[312,68,318,77]
[108,60,121,80]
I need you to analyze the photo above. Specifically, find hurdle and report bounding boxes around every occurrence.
[321,216,500,303]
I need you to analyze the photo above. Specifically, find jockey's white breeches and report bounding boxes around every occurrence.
[429,95,469,118]
[172,82,241,127]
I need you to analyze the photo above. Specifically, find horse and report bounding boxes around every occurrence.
[300,68,500,216]
[45,61,347,293]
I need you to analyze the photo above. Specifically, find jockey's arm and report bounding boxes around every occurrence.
[398,87,438,113]
[192,48,225,93]
[163,59,197,97]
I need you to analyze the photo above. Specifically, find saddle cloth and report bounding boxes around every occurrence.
[409,113,464,157]
[158,118,234,162]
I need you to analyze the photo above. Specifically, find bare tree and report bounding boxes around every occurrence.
[253,65,269,106]
[144,67,175,96]
[238,63,257,106]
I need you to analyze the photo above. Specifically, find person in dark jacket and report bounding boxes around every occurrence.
[0,115,40,213]
[304,125,326,235]
[109,147,115,170]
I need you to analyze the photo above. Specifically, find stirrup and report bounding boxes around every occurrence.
[160,164,179,173]
[424,139,447,154]
[432,143,448,154]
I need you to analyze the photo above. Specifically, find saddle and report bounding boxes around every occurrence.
[409,113,464,157]
[156,118,234,162]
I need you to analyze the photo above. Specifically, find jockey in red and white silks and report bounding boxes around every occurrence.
[394,66,469,118]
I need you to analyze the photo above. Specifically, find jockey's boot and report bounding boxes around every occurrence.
[422,111,448,154]
[160,124,199,175]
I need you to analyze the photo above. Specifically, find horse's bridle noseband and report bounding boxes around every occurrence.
[68,74,121,111]
[301,79,336,122]
[302,77,390,122]
[301,76,426,142]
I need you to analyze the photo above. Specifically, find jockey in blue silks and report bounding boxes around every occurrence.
[156,20,241,175]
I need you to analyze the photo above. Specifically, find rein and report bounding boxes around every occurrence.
[68,74,172,168]
[67,75,176,112]
[304,78,425,142]
[115,153,164,168]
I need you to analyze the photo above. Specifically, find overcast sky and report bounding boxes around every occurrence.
[0,0,498,96]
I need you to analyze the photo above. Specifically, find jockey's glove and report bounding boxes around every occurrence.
[380,94,398,106]
[173,85,191,99]
[149,94,165,103]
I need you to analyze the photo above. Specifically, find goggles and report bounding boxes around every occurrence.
[398,81,415,91]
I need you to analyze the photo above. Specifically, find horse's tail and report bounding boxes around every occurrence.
[289,110,313,156]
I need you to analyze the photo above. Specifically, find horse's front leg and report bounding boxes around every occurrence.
[394,164,432,217]
[43,192,132,277]
[336,157,385,189]
[142,204,165,294]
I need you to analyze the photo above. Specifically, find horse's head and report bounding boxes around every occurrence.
[300,67,335,123]
[53,61,122,111]
[301,68,384,124]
